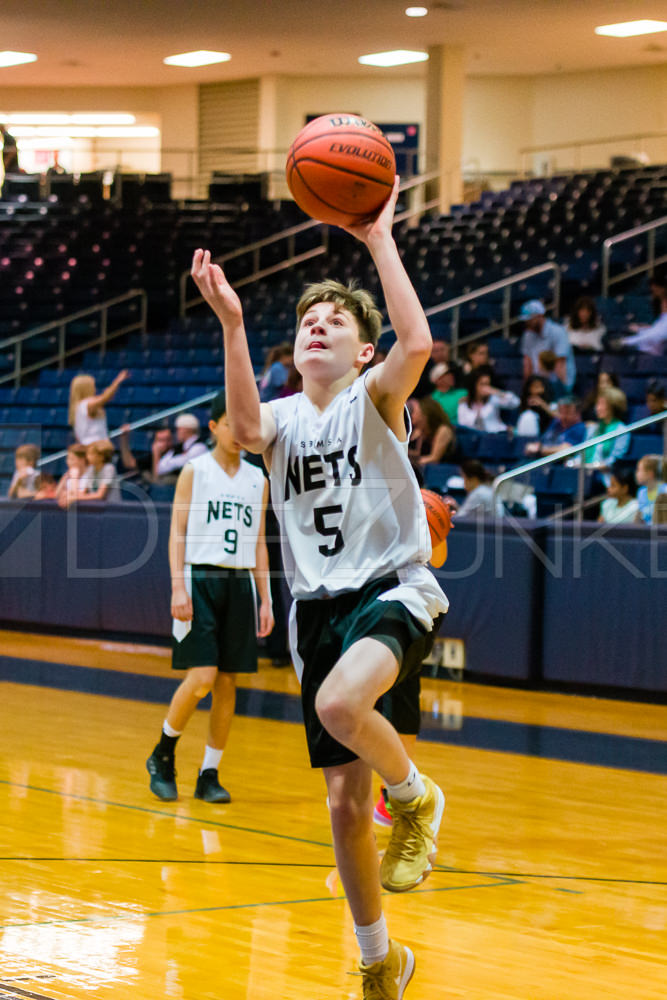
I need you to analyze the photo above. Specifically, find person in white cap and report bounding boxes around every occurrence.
[154,413,208,480]
[519,299,576,391]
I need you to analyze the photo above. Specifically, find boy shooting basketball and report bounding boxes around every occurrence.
[191,177,448,999]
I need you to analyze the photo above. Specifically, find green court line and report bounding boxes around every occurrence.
[0,875,520,931]
[436,865,667,886]
[0,778,333,849]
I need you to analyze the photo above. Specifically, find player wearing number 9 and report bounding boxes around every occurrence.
[191,175,449,994]
[145,390,273,805]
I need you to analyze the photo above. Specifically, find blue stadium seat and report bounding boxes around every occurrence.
[423,463,459,493]
[627,434,664,459]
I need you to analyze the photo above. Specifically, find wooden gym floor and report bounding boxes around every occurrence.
[0,629,666,1000]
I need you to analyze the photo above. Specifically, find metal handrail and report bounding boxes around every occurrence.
[601,215,667,296]
[178,219,329,316]
[383,263,561,357]
[0,290,148,389]
[518,129,667,175]
[178,170,451,317]
[492,410,667,522]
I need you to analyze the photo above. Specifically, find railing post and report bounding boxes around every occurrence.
[57,324,65,371]
[502,286,511,339]
[602,240,611,298]
[552,263,561,317]
[140,293,148,346]
[450,306,460,359]
[100,308,108,359]
[576,464,586,524]
[179,271,188,318]
[648,228,656,275]
[13,341,22,389]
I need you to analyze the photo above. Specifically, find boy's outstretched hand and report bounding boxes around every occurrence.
[341,175,400,247]
[191,249,244,326]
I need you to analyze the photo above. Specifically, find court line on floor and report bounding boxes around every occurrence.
[0,875,521,931]
[437,865,667,887]
[2,854,662,887]
[0,778,333,850]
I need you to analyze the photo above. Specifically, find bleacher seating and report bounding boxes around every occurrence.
[1,164,666,501]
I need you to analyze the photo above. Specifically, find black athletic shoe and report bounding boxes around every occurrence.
[146,747,178,801]
[194,768,231,803]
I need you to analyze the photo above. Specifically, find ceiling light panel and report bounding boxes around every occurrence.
[163,50,231,67]
[0,51,37,68]
[358,50,429,67]
[595,20,667,37]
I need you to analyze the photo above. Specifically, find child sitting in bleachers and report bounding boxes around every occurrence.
[635,454,667,524]
[56,443,88,509]
[7,444,40,499]
[76,440,121,503]
[598,463,639,525]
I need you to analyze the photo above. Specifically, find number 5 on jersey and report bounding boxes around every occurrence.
[314,504,344,557]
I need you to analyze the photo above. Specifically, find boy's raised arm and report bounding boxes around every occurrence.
[191,250,276,453]
[344,178,432,427]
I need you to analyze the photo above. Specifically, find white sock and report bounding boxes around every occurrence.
[201,746,223,773]
[355,914,389,966]
[163,720,182,738]
[386,761,425,803]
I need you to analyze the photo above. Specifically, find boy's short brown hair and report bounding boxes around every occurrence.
[15,444,40,465]
[67,444,87,459]
[296,279,382,347]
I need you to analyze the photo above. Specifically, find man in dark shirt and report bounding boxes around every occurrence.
[525,396,587,457]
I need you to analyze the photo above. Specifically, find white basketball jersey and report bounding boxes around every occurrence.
[269,375,449,628]
[184,451,265,569]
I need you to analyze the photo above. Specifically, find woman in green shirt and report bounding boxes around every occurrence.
[429,362,467,423]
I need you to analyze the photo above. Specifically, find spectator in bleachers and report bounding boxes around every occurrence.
[278,364,303,397]
[68,370,129,445]
[450,460,502,519]
[407,397,456,482]
[429,361,466,422]
[1,124,20,187]
[564,296,606,353]
[520,299,576,391]
[515,375,554,437]
[525,396,587,457]
[7,444,40,499]
[598,463,639,524]
[653,494,667,524]
[584,387,630,466]
[33,474,58,500]
[118,424,168,482]
[462,340,491,376]
[414,336,449,397]
[643,378,666,419]
[259,342,294,402]
[635,454,667,524]
[536,350,569,401]
[56,444,88,508]
[457,366,519,432]
[581,370,621,420]
[76,439,121,503]
[154,414,208,481]
[618,274,667,355]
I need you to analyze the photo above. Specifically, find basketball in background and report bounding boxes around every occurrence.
[421,489,452,568]
[285,113,396,227]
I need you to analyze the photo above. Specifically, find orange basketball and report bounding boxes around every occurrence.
[421,489,452,568]
[285,113,396,227]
